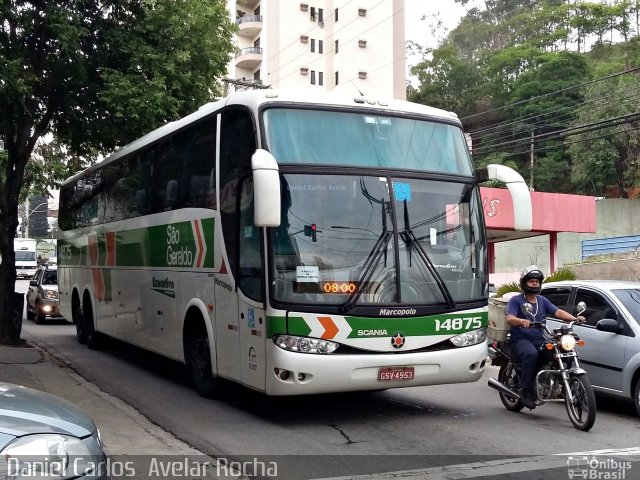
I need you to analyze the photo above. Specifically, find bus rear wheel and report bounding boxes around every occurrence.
[83,299,102,350]
[187,324,220,399]
[74,303,87,344]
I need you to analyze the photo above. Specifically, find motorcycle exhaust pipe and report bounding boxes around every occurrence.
[488,378,520,400]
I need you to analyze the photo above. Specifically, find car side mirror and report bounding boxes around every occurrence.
[29,280,38,287]
[596,318,623,333]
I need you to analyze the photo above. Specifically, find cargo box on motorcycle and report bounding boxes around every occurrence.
[488,297,510,342]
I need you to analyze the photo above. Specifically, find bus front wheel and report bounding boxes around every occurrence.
[187,324,219,399]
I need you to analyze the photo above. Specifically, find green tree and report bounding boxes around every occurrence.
[569,75,640,198]
[0,0,235,344]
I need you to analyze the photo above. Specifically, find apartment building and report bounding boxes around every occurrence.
[227,0,406,100]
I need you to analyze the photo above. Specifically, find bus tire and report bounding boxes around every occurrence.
[83,298,102,350]
[74,303,87,344]
[187,322,219,399]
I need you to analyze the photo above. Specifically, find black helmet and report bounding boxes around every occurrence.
[520,265,544,294]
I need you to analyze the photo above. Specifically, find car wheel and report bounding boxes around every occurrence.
[634,380,640,418]
[26,303,35,321]
[35,303,46,324]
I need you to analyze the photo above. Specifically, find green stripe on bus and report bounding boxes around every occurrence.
[59,219,215,268]
[345,312,488,337]
[267,316,286,336]
[287,316,312,337]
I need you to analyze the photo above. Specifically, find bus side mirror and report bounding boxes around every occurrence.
[252,149,281,227]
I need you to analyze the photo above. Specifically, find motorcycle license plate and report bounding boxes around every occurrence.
[378,367,414,381]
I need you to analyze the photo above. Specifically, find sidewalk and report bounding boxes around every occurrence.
[0,339,204,456]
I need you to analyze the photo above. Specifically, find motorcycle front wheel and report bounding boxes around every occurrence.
[498,363,524,412]
[565,374,596,431]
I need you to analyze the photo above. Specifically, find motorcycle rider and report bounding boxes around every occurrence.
[505,265,585,409]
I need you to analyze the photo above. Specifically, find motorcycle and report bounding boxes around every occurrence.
[487,301,597,431]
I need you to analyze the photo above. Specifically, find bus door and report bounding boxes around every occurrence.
[236,177,266,391]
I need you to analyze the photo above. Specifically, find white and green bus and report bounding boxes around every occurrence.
[58,90,531,396]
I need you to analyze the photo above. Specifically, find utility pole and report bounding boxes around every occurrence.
[529,127,535,191]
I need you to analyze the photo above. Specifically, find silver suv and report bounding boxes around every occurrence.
[26,265,62,324]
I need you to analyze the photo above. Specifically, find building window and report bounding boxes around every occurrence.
[300,35,309,44]
[300,3,308,12]
[300,67,309,75]
[318,8,324,24]
[311,38,315,52]
[358,8,367,16]
[335,39,339,53]
[318,71,323,86]
[310,6,316,21]
[318,40,323,54]
[358,71,367,79]
[254,69,261,82]
[254,38,260,48]
[310,70,316,85]
[335,8,338,22]
[358,39,367,48]
[335,71,339,86]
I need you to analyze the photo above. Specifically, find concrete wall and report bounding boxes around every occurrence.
[569,257,640,281]
[493,199,640,277]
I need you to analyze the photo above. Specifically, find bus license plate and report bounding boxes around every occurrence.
[378,367,414,381]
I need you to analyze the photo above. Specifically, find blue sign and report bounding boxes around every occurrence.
[394,182,411,202]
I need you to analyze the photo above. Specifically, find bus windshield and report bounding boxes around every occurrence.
[270,174,486,308]
[263,108,473,175]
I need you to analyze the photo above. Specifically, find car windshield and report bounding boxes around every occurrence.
[270,173,486,308]
[42,271,57,285]
[613,288,640,322]
[16,251,35,261]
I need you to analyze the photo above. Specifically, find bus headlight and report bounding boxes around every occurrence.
[274,335,339,354]
[450,328,487,347]
[560,334,576,351]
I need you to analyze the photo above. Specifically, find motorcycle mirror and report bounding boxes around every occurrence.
[523,302,533,314]
[576,301,587,316]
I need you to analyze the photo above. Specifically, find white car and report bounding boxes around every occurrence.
[26,265,63,323]
[540,280,640,416]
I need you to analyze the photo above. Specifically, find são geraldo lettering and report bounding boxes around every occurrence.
[166,224,194,266]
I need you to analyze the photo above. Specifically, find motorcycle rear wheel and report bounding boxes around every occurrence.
[498,363,524,412]
[565,374,596,431]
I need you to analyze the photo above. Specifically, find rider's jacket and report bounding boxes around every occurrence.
[506,293,558,342]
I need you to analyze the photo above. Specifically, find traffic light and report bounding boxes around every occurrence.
[304,224,317,242]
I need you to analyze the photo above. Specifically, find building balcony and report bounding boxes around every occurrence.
[235,47,263,68]
[238,0,260,8]
[236,15,263,37]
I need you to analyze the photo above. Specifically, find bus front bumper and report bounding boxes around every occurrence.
[265,341,488,395]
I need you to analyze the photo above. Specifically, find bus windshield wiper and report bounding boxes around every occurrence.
[399,200,455,309]
[339,194,392,313]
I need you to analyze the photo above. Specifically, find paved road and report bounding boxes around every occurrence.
[16,280,640,479]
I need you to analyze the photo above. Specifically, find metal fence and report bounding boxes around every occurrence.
[581,235,640,260]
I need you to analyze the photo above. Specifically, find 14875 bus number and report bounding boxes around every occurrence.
[434,316,483,332]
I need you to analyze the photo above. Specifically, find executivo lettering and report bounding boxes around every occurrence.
[153,277,175,289]
[379,308,417,316]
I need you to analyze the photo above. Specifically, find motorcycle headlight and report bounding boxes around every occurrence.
[560,334,576,351]
[274,335,339,354]
[1,434,96,479]
[450,328,487,347]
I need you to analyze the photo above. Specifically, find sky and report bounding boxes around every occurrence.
[404,0,470,79]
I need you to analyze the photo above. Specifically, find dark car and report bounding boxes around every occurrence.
[26,265,63,324]
[0,382,109,478]
[540,280,640,416]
